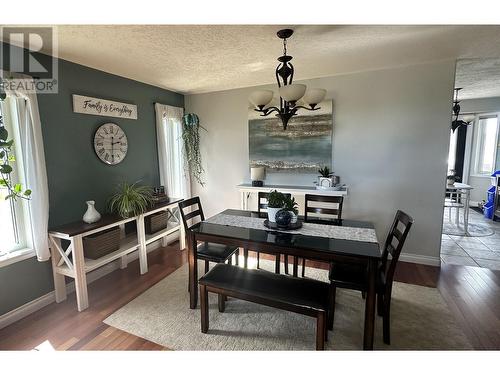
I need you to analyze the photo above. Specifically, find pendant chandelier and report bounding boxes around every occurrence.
[249,29,327,130]
[451,88,475,132]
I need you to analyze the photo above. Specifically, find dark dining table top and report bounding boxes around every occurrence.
[192,209,381,260]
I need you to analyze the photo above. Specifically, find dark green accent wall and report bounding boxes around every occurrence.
[0,43,183,315]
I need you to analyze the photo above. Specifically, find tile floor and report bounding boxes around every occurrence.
[441,208,500,270]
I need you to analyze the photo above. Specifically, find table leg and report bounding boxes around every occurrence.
[137,215,148,275]
[363,258,376,350]
[72,235,89,312]
[50,236,67,303]
[188,230,198,309]
[464,190,470,236]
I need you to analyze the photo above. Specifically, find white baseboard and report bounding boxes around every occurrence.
[399,253,441,267]
[0,236,173,330]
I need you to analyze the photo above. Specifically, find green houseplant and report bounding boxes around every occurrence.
[267,190,286,223]
[284,196,299,223]
[318,166,332,177]
[182,113,206,187]
[0,95,31,201]
[317,165,336,189]
[108,182,153,218]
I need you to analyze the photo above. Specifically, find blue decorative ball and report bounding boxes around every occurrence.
[275,209,292,227]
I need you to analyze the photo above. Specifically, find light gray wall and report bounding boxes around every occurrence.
[460,97,500,114]
[185,60,456,261]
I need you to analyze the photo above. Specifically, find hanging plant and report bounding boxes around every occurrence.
[0,94,31,201]
[182,113,206,186]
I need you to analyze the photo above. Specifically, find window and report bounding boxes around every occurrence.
[447,129,458,175]
[473,116,499,176]
[0,98,31,257]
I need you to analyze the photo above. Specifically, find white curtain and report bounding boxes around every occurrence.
[155,103,191,199]
[2,75,50,261]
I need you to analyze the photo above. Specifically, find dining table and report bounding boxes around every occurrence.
[187,209,381,350]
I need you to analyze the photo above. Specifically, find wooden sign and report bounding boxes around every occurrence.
[72,95,138,120]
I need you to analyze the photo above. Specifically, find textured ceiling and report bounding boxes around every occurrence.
[4,25,500,95]
[455,58,500,100]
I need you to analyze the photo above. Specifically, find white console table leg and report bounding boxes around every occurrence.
[240,191,245,210]
[119,255,128,269]
[137,215,148,274]
[50,236,67,303]
[72,235,89,312]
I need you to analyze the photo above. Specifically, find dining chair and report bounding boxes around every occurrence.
[178,197,240,278]
[328,210,414,345]
[257,191,291,274]
[295,194,344,277]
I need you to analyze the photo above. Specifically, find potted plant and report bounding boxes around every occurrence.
[108,182,153,218]
[0,99,31,201]
[267,189,286,223]
[182,113,206,186]
[284,196,299,224]
[318,166,334,188]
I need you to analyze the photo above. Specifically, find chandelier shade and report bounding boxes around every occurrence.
[303,88,327,106]
[279,84,306,103]
[249,90,274,108]
[461,114,475,123]
[249,29,327,130]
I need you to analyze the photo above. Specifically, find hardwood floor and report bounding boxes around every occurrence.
[0,244,499,350]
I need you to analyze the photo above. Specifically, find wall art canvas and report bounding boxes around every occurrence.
[248,100,333,172]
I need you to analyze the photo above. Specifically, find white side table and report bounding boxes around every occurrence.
[445,183,473,236]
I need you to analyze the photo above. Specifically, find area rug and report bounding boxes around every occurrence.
[442,222,495,237]
[104,260,472,350]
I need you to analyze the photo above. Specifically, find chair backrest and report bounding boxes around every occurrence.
[381,210,414,288]
[178,196,205,230]
[257,192,291,214]
[304,194,344,223]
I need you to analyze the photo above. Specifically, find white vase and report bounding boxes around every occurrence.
[289,211,298,224]
[267,207,283,223]
[83,200,101,224]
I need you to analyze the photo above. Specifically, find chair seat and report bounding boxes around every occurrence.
[197,242,238,263]
[199,263,330,312]
[329,262,385,292]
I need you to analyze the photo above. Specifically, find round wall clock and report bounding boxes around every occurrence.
[93,123,128,165]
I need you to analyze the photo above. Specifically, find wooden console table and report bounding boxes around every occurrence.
[236,183,348,210]
[48,198,183,311]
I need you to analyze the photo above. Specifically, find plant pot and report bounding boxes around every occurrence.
[447,177,455,186]
[289,211,298,224]
[267,207,283,223]
[318,176,335,188]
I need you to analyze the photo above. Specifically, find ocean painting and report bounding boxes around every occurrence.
[248,100,333,172]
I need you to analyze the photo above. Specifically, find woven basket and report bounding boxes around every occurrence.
[145,211,168,234]
[83,227,121,260]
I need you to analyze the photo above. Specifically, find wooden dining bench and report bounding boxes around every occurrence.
[198,263,330,350]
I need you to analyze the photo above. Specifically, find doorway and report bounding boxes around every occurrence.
[441,59,500,270]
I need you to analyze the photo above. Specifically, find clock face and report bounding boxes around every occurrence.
[93,123,128,165]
